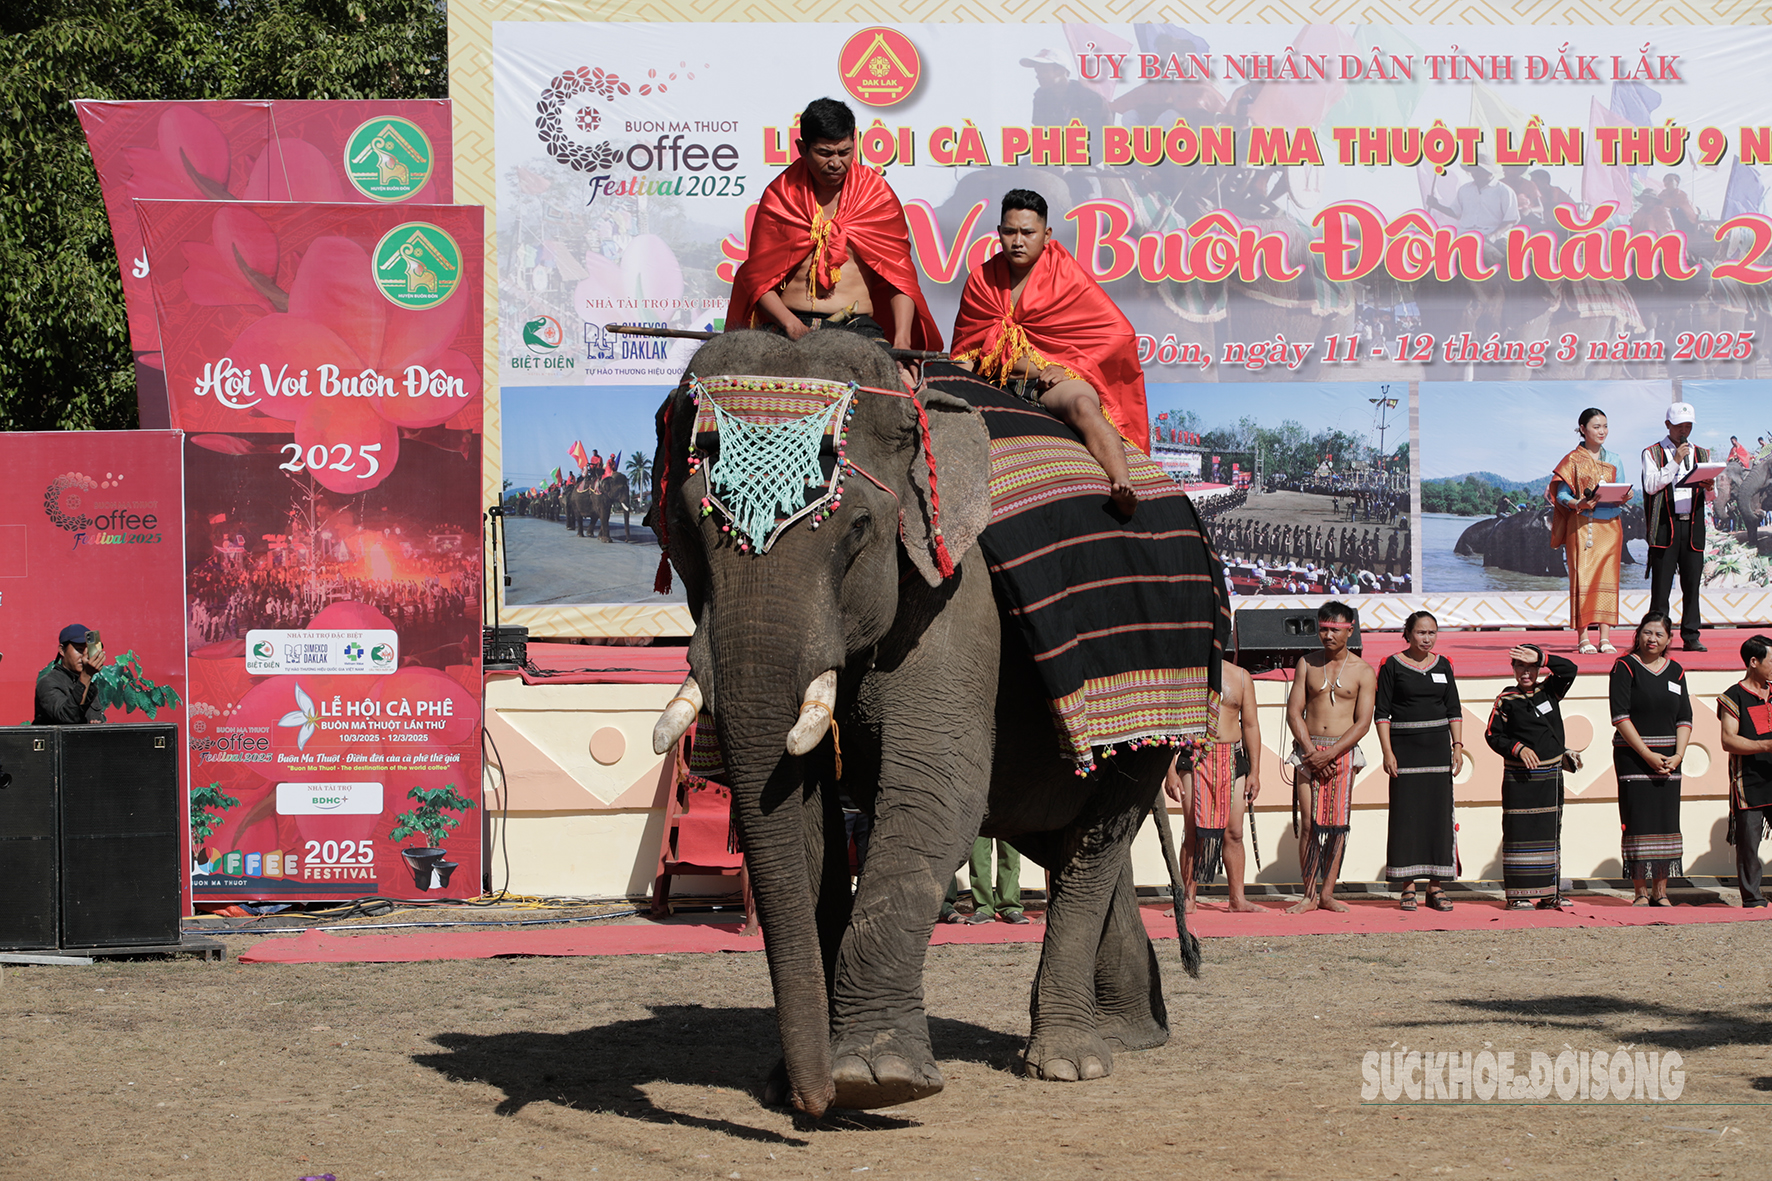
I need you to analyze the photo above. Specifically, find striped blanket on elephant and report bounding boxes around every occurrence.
[922,363,1228,769]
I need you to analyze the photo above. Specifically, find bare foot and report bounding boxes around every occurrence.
[1181,896,1197,914]
[1285,895,1320,914]
[1226,898,1265,913]
[1109,478,1138,516]
[1320,896,1350,913]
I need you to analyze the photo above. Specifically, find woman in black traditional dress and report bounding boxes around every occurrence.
[1610,612,1693,906]
[1377,611,1466,911]
[1485,644,1580,909]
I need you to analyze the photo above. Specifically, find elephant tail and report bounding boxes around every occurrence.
[1149,804,1203,979]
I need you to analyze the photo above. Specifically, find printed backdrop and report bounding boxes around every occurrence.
[0,431,190,906]
[139,201,485,901]
[75,99,454,427]
[461,11,1772,629]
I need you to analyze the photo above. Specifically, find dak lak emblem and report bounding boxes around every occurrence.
[838,27,920,107]
[372,222,461,310]
[345,116,434,202]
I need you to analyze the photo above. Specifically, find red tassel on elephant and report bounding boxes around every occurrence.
[654,553,673,594]
[912,397,957,579]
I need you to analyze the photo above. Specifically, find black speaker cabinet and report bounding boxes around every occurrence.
[0,729,60,950]
[58,725,181,949]
[1234,607,1363,674]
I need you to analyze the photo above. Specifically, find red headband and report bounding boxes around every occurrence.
[1318,621,1355,630]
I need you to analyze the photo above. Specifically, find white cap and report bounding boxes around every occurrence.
[1666,401,1696,425]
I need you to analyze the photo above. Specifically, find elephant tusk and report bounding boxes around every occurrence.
[651,675,704,754]
[784,671,838,756]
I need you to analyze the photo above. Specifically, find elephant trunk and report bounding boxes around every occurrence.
[710,618,843,1118]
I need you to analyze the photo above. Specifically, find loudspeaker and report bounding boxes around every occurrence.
[0,729,60,951]
[58,724,180,948]
[484,624,528,670]
[1234,607,1363,674]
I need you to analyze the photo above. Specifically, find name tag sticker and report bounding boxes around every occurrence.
[1431,673,1447,683]
[1668,680,1683,694]
[1536,701,1553,715]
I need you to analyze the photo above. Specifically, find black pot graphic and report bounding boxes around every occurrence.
[401,847,447,890]
[433,862,459,889]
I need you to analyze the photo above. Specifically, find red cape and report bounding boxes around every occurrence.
[950,241,1149,453]
[726,159,941,350]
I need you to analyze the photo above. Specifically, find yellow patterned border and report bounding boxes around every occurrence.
[451,0,1761,637]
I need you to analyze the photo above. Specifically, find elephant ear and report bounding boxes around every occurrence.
[651,385,708,613]
[900,388,991,588]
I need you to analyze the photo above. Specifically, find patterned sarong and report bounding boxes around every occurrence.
[1187,742,1241,885]
[923,364,1229,768]
[1289,735,1362,891]
[1501,762,1563,900]
[1614,735,1684,880]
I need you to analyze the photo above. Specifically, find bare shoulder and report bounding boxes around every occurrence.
[1222,660,1250,699]
[1349,655,1379,685]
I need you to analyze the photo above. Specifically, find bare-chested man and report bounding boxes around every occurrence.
[1165,654,1263,913]
[724,98,940,352]
[1284,601,1375,914]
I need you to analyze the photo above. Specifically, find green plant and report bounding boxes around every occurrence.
[40,649,183,717]
[190,782,239,845]
[388,783,476,847]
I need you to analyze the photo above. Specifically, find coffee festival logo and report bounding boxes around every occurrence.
[44,471,162,546]
[344,116,434,202]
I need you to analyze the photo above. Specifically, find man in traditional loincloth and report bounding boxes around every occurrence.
[724,98,940,352]
[949,189,1150,515]
[1166,655,1263,913]
[1284,601,1374,914]
[1720,634,1772,907]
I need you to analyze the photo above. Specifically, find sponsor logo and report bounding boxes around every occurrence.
[245,629,399,675]
[344,116,434,202]
[839,27,921,107]
[276,782,385,816]
[372,222,461,310]
[524,315,564,353]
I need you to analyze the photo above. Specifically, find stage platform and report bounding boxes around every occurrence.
[479,627,1764,903]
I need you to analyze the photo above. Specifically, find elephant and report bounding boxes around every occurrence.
[1455,502,1646,577]
[647,329,1225,1118]
[1725,455,1772,550]
[570,472,634,541]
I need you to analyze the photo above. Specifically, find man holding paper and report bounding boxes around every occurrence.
[1641,401,1716,652]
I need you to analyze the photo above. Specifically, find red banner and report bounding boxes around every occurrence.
[0,431,191,907]
[139,200,483,902]
[75,100,453,427]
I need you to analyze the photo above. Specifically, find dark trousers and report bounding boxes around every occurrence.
[1738,808,1770,905]
[1647,514,1704,645]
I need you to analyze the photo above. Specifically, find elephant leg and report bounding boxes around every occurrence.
[1020,753,1159,1083]
[826,572,997,1110]
[1091,854,1169,1053]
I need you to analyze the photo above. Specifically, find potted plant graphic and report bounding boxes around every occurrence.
[190,782,240,871]
[389,783,476,890]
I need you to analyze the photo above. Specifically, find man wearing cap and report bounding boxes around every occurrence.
[1022,49,1107,127]
[34,624,107,724]
[1642,401,1713,651]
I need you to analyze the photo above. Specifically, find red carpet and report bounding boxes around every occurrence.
[1254,626,1769,681]
[237,898,1766,964]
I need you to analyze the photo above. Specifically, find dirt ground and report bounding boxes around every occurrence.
[5,917,1771,1180]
